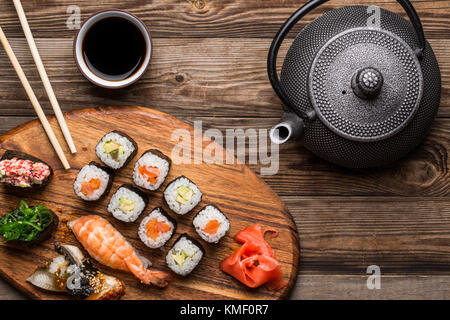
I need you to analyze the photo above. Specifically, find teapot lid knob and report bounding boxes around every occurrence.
[351,67,384,99]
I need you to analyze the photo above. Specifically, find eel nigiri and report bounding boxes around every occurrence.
[27,244,125,300]
[68,215,170,287]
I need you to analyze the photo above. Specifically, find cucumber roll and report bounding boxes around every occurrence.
[166,234,204,276]
[108,184,148,222]
[95,131,137,170]
[163,176,202,215]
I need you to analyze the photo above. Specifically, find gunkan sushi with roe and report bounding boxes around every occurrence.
[138,207,176,248]
[163,176,202,215]
[107,184,148,222]
[133,149,171,191]
[74,162,114,201]
[0,150,52,190]
[166,234,204,276]
[193,205,229,243]
[95,131,137,170]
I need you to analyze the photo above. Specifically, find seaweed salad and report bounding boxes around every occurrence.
[0,200,58,243]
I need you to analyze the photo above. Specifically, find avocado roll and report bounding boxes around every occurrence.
[166,234,204,276]
[74,162,114,201]
[163,176,202,215]
[95,131,137,170]
[108,184,148,222]
[0,150,53,190]
[139,207,176,248]
[132,149,171,191]
[193,205,229,243]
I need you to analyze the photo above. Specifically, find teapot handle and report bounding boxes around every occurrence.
[267,0,426,121]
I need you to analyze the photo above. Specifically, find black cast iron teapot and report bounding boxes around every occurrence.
[268,0,441,168]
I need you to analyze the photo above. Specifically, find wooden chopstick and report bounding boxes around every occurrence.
[12,0,77,154]
[0,26,71,170]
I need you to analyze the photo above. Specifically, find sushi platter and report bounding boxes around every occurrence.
[0,106,299,300]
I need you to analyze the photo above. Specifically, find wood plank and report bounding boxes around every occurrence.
[0,106,299,300]
[5,273,450,300]
[197,117,450,197]
[4,195,450,299]
[0,278,25,300]
[284,196,450,275]
[0,38,449,118]
[0,0,448,39]
[0,115,447,197]
[292,274,450,299]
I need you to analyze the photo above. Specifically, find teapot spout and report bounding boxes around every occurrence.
[269,111,304,145]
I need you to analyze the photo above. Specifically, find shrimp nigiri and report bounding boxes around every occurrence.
[68,215,170,287]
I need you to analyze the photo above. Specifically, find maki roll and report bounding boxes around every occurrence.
[95,131,137,170]
[74,162,114,201]
[138,207,176,249]
[193,205,229,243]
[164,176,202,215]
[166,234,204,276]
[0,150,52,190]
[107,184,148,222]
[133,149,171,191]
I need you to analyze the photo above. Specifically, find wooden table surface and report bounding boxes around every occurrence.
[0,0,449,300]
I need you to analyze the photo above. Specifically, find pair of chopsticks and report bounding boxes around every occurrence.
[0,0,76,169]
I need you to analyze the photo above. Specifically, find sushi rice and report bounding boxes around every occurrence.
[74,163,111,201]
[164,176,202,215]
[133,150,170,191]
[108,185,147,222]
[95,131,136,169]
[138,207,176,248]
[166,235,204,276]
[193,205,229,243]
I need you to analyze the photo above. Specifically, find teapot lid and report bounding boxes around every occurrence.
[309,27,423,142]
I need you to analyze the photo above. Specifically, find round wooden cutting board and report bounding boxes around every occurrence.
[0,106,299,300]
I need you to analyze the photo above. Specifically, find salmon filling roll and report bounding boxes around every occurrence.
[73,162,114,201]
[193,205,229,243]
[138,207,176,248]
[133,149,171,191]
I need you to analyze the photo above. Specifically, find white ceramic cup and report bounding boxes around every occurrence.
[74,10,152,89]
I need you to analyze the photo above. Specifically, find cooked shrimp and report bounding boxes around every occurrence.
[68,215,169,287]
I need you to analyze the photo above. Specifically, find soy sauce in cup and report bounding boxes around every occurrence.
[83,17,146,81]
[74,10,152,89]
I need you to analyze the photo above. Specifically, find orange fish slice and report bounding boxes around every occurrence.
[81,178,100,196]
[139,166,159,184]
[204,219,221,235]
[146,218,171,240]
